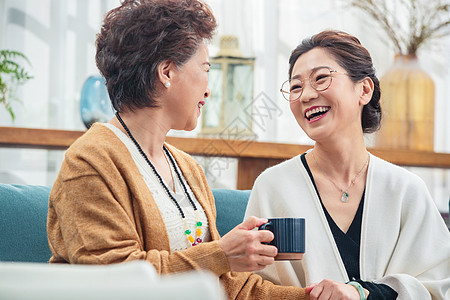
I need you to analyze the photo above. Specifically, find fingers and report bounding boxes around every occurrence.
[308,283,324,300]
[239,216,275,244]
[308,279,361,300]
[218,216,279,272]
[252,255,275,271]
[258,243,277,258]
[229,230,276,257]
[238,216,268,230]
[257,229,275,243]
[305,284,317,294]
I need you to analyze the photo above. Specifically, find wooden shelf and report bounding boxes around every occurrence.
[0,127,84,150]
[1,126,449,168]
[1,126,449,189]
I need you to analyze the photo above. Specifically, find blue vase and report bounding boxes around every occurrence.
[80,75,114,128]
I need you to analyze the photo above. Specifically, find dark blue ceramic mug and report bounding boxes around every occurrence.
[259,218,305,260]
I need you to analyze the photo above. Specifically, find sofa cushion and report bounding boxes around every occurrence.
[0,184,52,262]
[213,189,250,236]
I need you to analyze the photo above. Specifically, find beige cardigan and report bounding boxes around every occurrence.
[47,124,307,300]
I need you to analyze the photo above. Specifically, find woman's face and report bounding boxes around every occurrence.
[167,42,211,131]
[289,47,364,142]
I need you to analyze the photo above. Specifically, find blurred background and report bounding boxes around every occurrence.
[0,0,449,213]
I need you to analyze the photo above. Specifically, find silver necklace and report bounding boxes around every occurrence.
[312,151,369,203]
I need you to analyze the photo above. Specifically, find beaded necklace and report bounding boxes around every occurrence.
[116,113,203,246]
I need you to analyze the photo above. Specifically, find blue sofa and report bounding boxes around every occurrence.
[0,183,250,263]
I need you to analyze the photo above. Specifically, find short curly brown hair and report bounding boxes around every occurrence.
[95,0,216,112]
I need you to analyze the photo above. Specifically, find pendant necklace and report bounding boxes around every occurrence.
[116,112,203,246]
[312,151,369,203]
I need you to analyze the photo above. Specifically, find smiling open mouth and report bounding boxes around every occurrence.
[305,106,330,121]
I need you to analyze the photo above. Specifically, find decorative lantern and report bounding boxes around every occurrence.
[202,35,255,135]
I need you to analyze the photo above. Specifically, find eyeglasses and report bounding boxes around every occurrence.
[280,67,347,102]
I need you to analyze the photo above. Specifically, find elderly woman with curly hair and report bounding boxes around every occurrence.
[47,1,308,299]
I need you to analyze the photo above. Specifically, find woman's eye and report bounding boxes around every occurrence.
[290,85,302,92]
[315,74,329,83]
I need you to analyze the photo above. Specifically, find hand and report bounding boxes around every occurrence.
[306,279,369,300]
[218,216,278,272]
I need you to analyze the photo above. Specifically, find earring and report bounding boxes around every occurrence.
[164,82,171,88]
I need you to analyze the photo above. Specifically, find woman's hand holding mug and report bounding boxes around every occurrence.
[218,216,278,272]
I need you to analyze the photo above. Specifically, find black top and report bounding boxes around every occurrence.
[301,153,397,299]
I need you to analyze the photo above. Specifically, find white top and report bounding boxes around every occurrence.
[245,153,450,300]
[102,123,211,252]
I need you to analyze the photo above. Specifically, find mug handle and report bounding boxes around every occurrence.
[258,221,272,231]
[258,221,273,245]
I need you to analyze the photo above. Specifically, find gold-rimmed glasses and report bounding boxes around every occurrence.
[280,67,347,102]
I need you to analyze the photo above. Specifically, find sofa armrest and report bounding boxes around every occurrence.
[0,184,52,262]
[0,260,226,300]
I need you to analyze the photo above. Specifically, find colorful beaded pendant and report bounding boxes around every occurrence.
[184,219,203,246]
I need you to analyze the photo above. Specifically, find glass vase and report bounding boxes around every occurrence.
[80,75,114,129]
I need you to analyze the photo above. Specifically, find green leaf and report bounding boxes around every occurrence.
[0,49,33,121]
[7,105,15,121]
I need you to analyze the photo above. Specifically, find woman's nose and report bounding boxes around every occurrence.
[299,82,318,103]
[204,87,210,98]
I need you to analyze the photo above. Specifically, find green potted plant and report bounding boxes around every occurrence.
[347,0,450,151]
[0,50,33,121]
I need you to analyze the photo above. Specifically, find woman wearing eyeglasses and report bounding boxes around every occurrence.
[245,30,450,299]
